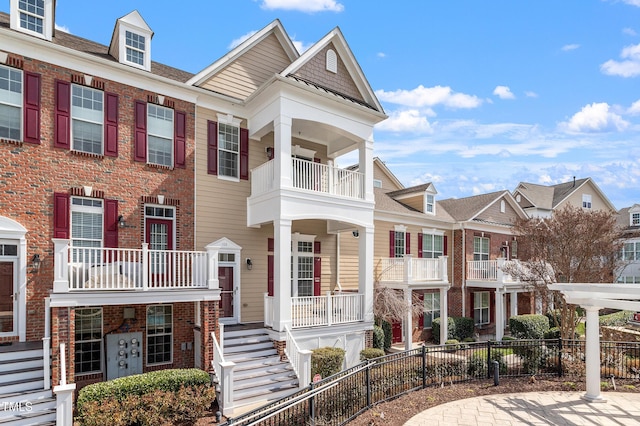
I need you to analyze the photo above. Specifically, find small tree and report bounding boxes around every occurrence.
[373,282,423,325]
[501,205,622,340]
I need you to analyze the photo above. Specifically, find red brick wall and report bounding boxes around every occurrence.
[0,53,196,345]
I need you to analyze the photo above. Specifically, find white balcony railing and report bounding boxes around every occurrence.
[211,330,235,414]
[264,292,364,329]
[250,158,365,200]
[284,326,311,388]
[466,259,518,283]
[53,239,216,292]
[377,256,448,284]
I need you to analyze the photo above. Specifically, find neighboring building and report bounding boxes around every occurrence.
[340,159,454,350]
[513,177,617,218]
[439,191,532,340]
[0,1,385,419]
[616,204,640,284]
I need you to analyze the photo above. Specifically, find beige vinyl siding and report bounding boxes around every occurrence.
[195,107,337,322]
[398,194,424,213]
[293,42,364,103]
[476,198,520,224]
[559,182,613,212]
[374,162,402,192]
[198,33,291,100]
[337,230,360,291]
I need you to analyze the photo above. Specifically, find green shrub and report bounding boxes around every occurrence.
[544,327,561,340]
[545,310,562,328]
[509,314,550,340]
[432,316,474,344]
[311,347,345,379]
[76,368,211,413]
[75,370,214,426]
[467,353,487,378]
[373,325,385,350]
[381,320,392,350]
[360,348,385,361]
[462,337,476,343]
[600,310,632,327]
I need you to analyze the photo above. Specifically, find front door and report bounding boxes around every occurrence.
[145,219,174,286]
[219,266,234,319]
[0,261,15,334]
[391,319,403,344]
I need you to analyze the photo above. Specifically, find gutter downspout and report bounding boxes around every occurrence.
[461,224,466,317]
[335,233,343,292]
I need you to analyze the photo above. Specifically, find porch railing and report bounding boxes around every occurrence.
[291,292,364,328]
[53,239,216,292]
[211,330,235,414]
[466,259,518,282]
[377,256,448,284]
[251,158,365,200]
[284,326,311,388]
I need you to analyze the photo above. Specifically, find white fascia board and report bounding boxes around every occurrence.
[375,211,455,229]
[49,289,221,308]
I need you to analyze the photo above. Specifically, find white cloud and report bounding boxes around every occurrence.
[55,24,70,33]
[228,31,257,49]
[525,91,539,98]
[375,85,482,109]
[601,43,640,77]
[560,102,629,133]
[375,109,434,134]
[377,52,386,58]
[623,27,637,36]
[620,0,640,6]
[493,85,515,100]
[259,0,344,12]
[629,99,640,115]
[561,44,580,51]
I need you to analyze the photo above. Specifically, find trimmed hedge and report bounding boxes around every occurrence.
[381,320,392,350]
[432,316,474,344]
[311,347,345,379]
[360,348,385,361]
[373,325,385,350]
[509,314,549,340]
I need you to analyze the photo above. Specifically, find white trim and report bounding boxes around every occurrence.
[213,237,242,325]
[0,216,27,341]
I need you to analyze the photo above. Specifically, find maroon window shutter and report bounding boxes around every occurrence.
[134,101,147,162]
[240,127,249,180]
[406,233,411,255]
[207,121,218,175]
[53,192,70,239]
[443,236,448,256]
[418,233,423,258]
[174,110,186,168]
[54,80,70,149]
[418,292,425,328]
[314,241,321,254]
[267,238,274,252]
[389,230,395,258]
[104,92,118,157]
[23,71,41,144]
[267,255,274,297]
[313,256,321,296]
[103,199,118,248]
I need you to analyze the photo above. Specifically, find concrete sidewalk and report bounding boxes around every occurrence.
[404,391,640,425]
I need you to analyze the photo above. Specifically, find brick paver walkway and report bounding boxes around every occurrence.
[404,392,640,425]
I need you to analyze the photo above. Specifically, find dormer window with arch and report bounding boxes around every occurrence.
[108,11,153,72]
[10,0,54,41]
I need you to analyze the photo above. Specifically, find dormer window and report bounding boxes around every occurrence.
[10,0,53,41]
[426,194,435,214]
[632,212,640,227]
[108,11,153,72]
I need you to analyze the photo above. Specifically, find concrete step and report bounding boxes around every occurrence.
[0,357,44,374]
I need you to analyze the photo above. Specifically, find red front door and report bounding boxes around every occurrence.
[391,319,403,344]
[219,266,234,318]
[0,262,14,333]
[145,219,173,286]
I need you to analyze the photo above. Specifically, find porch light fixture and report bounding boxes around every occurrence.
[246,258,253,270]
[118,215,126,228]
[352,230,359,238]
[31,254,41,272]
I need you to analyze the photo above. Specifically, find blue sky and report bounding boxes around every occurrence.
[19,0,640,209]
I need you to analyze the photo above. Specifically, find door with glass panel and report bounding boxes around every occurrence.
[145,219,173,287]
[0,260,15,334]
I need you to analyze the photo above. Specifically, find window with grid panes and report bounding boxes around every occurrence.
[394,231,405,258]
[474,292,490,325]
[71,84,103,154]
[18,0,45,34]
[0,65,22,141]
[147,104,173,167]
[125,30,146,66]
[75,308,103,374]
[421,234,443,258]
[473,236,489,261]
[423,292,440,328]
[218,122,239,178]
[147,305,172,365]
[71,197,103,264]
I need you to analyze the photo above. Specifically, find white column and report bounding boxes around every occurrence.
[52,239,70,293]
[495,289,504,341]
[510,292,518,317]
[439,286,448,345]
[273,219,292,331]
[358,137,375,202]
[404,288,412,351]
[205,242,220,290]
[274,115,292,188]
[583,305,605,402]
[359,226,375,323]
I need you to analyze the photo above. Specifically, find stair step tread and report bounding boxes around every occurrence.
[0,356,43,366]
[235,365,293,377]
[225,353,280,364]
[0,408,56,424]
[234,382,299,402]
[224,343,274,353]
[0,389,53,401]
[234,374,297,390]
[0,366,44,375]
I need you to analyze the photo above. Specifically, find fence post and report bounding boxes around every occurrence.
[422,345,426,389]
[309,382,315,423]
[558,337,563,377]
[486,340,492,379]
[366,363,372,408]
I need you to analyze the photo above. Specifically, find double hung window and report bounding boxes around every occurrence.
[0,65,22,141]
[71,85,103,155]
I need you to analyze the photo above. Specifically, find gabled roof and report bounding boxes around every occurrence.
[514,177,617,211]
[281,26,383,113]
[387,182,437,199]
[439,190,528,224]
[372,157,404,191]
[374,188,455,223]
[186,19,299,87]
[617,204,640,231]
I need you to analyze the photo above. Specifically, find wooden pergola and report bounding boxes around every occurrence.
[548,283,640,402]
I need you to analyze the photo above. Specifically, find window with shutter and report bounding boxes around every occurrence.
[0,65,25,142]
[135,101,184,167]
[211,115,248,181]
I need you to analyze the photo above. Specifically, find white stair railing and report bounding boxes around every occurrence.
[284,326,311,388]
[53,343,75,426]
[211,331,235,414]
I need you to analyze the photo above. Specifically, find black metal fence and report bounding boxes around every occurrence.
[221,339,640,425]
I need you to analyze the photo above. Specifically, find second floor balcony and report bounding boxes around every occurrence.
[466,259,520,285]
[376,255,449,286]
